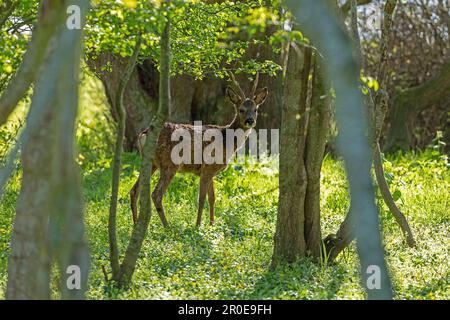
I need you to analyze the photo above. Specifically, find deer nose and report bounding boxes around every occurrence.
[245,118,254,126]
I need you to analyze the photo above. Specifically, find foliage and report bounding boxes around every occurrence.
[358,0,450,148]
[85,0,283,78]
[1,150,448,299]
[0,0,448,300]
[0,78,448,299]
[0,0,37,92]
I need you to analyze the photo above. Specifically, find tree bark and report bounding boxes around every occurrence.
[272,43,312,267]
[7,0,90,299]
[6,105,53,299]
[87,54,156,151]
[304,60,330,259]
[291,0,393,299]
[373,143,415,246]
[386,60,450,151]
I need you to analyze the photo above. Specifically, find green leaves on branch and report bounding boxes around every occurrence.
[360,72,379,95]
[85,0,283,79]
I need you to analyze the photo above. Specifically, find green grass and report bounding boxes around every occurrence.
[0,149,448,299]
[0,77,448,299]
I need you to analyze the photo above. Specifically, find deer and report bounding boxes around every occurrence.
[130,72,268,227]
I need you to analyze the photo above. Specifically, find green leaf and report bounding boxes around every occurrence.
[393,189,402,202]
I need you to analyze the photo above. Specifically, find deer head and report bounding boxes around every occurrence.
[226,72,269,130]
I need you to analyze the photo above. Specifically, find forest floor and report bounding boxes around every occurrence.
[0,150,448,299]
[0,78,448,299]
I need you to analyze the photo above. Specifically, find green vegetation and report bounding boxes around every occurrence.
[0,78,448,299]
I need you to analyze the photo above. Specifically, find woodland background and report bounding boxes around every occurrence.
[0,0,448,299]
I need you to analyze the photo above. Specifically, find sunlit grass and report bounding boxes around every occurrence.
[0,149,448,299]
[0,77,448,299]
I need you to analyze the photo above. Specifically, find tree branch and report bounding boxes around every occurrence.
[0,1,18,30]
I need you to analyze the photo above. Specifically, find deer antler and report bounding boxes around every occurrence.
[250,71,260,97]
[227,71,246,98]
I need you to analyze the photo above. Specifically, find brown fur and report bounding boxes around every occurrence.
[130,82,268,227]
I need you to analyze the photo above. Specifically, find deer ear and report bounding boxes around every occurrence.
[254,87,268,106]
[226,86,242,105]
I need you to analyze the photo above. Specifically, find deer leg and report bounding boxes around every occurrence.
[130,165,156,224]
[152,167,176,228]
[196,175,213,227]
[208,180,215,225]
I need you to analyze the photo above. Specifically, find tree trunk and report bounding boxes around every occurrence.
[108,39,142,281]
[6,106,53,299]
[87,54,156,151]
[291,0,393,299]
[386,60,450,151]
[304,60,330,259]
[7,0,90,299]
[272,43,312,267]
[117,17,171,287]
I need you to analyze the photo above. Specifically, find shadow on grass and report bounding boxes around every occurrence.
[147,225,215,278]
[218,259,348,300]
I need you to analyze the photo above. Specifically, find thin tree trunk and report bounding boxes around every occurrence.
[373,143,415,246]
[6,107,54,299]
[367,0,415,247]
[49,1,91,298]
[117,17,171,287]
[108,39,142,281]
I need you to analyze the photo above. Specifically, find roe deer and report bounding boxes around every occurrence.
[130,72,268,227]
